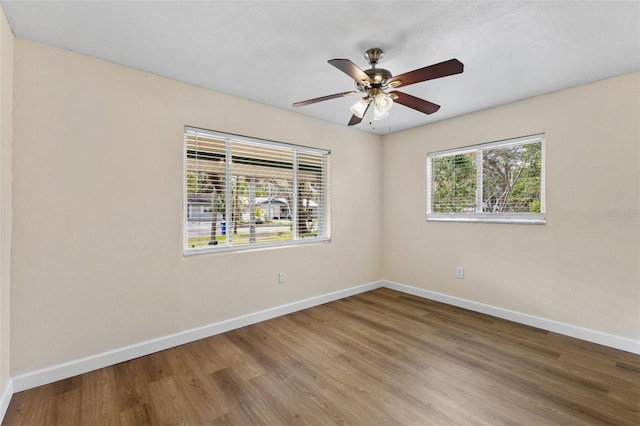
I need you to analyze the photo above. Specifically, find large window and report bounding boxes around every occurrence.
[184,127,329,255]
[427,134,545,223]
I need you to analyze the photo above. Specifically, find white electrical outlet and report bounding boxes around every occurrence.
[455,266,464,279]
[278,272,285,283]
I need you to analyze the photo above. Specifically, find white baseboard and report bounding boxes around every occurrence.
[10,278,639,396]
[0,379,12,421]
[382,280,640,355]
[12,281,383,393]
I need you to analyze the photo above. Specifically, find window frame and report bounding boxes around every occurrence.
[426,134,545,224]
[183,126,330,256]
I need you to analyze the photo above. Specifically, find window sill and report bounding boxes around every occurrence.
[183,236,330,257]
[427,213,545,224]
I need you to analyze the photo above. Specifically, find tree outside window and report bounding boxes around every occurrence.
[427,134,545,224]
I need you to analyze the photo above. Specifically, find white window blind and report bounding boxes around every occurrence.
[184,127,329,254]
[427,134,545,224]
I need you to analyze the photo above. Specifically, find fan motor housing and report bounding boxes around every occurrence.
[356,68,393,91]
[366,67,392,84]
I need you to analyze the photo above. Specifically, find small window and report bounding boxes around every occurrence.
[427,134,545,224]
[184,127,330,255]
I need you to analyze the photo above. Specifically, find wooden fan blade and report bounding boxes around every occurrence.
[293,91,358,107]
[328,59,374,85]
[347,114,363,126]
[347,101,371,126]
[388,59,463,88]
[391,91,441,115]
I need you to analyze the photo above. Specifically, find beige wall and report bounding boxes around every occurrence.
[7,36,640,379]
[11,40,383,375]
[382,72,640,340]
[0,6,13,398]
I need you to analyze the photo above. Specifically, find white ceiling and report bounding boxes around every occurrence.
[2,0,639,135]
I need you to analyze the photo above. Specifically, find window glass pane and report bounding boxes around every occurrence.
[230,142,294,246]
[432,152,477,213]
[185,134,227,248]
[482,142,542,213]
[298,152,326,238]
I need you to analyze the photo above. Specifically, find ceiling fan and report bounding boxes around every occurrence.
[293,48,464,126]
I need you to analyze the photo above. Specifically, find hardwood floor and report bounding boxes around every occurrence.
[4,288,640,425]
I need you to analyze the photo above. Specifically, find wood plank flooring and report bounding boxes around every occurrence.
[4,288,640,425]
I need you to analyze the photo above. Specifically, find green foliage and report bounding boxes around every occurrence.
[432,153,477,212]
[186,171,197,193]
[186,170,216,194]
[483,142,541,212]
[431,142,542,214]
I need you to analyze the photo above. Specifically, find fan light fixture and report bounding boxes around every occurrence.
[373,92,393,120]
[373,108,389,121]
[375,92,393,112]
[351,92,394,121]
[350,98,369,118]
